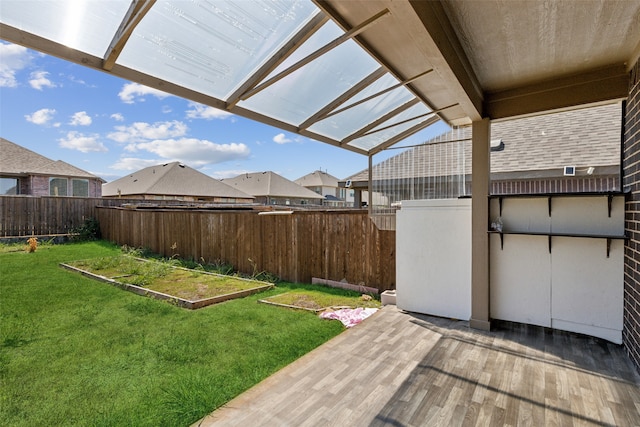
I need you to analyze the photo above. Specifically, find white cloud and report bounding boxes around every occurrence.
[118,82,171,104]
[67,74,93,87]
[135,138,250,167]
[110,157,161,171]
[69,111,92,126]
[25,108,56,125]
[108,120,188,144]
[186,102,233,120]
[110,113,124,122]
[58,131,107,153]
[273,133,292,144]
[0,42,31,87]
[29,70,56,90]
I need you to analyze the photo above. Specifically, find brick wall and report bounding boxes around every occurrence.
[624,58,640,371]
[492,176,620,195]
[30,176,50,196]
[24,175,103,197]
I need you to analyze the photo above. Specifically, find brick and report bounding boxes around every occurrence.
[625,58,640,372]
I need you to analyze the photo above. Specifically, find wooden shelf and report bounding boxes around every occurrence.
[489,191,627,217]
[488,230,628,257]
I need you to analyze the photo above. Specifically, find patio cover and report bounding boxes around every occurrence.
[2,0,638,149]
[0,0,447,156]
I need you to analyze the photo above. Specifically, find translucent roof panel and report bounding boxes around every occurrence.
[0,0,443,154]
[0,0,130,57]
[308,74,416,140]
[348,103,435,151]
[117,0,318,100]
[237,21,380,125]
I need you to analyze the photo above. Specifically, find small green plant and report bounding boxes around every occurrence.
[120,245,149,258]
[211,259,235,276]
[70,217,101,241]
[247,258,280,283]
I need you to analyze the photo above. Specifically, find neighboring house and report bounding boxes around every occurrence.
[0,138,105,197]
[343,103,622,205]
[102,162,254,203]
[222,171,324,206]
[294,170,348,206]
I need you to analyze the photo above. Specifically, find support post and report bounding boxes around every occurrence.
[354,189,362,208]
[368,154,373,212]
[471,118,491,330]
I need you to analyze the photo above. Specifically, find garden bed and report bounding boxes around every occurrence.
[259,288,380,312]
[61,255,273,309]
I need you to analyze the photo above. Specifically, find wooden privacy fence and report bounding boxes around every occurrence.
[0,196,188,237]
[0,196,107,237]
[97,206,396,291]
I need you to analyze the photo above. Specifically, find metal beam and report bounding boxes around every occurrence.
[484,65,629,120]
[369,115,440,156]
[360,111,435,139]
[240,8,391,101]
[298,67,386,130]
[359,103,457,139]
[228,105,369,156]
[103,0,156,71]
[324,69,434,120]
[315,0,468,126]
[340,98,421,146]
[0,23,368,157]
[1,23,229,108]
[225,13,329,109]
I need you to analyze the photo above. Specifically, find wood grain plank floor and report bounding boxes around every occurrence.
[194,306,640,427]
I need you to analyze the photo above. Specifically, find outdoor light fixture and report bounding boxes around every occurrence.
[490,138,504,152]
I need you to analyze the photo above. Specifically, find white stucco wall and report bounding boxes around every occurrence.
[490,195,624,343]
[396,198,472,320]
[396,195,624,343]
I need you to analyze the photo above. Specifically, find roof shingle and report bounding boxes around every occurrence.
[346,103,621,182]
[102,162,254,199]
[0,138,104,181]
[222,171,324,199]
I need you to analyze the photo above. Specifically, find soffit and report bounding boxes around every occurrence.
[320,0,640,121]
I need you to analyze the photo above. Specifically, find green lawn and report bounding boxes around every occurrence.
[0,241,345,426]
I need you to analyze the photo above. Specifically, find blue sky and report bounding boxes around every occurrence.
[0,41,450,183]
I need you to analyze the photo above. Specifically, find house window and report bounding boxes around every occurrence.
[0,177,18,195]
[72,179,89,197]
[49,177,68,196]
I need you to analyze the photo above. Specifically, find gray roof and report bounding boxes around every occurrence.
[222,171,324,199]
[102,162,254,199]
[0,138,105,181]
[294,170,341,187]
[346,103,622,183]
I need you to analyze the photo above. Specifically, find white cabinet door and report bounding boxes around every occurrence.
[490,234,551,327]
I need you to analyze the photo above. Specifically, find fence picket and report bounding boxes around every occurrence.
[0,196,395,291]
